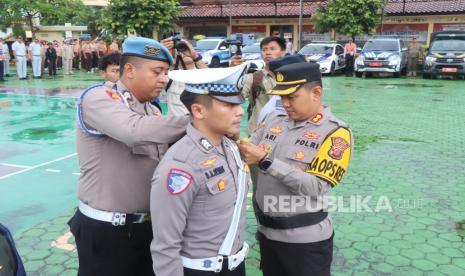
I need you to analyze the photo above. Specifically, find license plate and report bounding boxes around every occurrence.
[369,62,383,67]
[442,68,457,73]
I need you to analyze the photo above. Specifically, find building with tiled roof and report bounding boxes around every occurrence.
[176,0,465,48]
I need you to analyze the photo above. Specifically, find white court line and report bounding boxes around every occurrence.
[0,153,77,180]
[72,172,81,176]
[46,169,61,173]
[0,163,32,169]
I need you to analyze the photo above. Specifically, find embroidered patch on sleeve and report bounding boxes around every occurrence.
[166,168,193,195]
[306,127,351,187]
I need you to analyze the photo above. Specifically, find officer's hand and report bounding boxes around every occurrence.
[179,39,197,59]
[160,37,174,51]
[230,55,244,67]
[237,141,267,165]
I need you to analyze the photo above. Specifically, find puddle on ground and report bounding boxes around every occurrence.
[456,220,465,239]
[11,127,64,140]
[0,87,83,96]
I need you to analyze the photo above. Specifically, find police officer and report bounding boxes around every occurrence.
[150,64,250,276]
[238,62,353,276]
[344,38,356,77]
[230,36,287,134]
[12,36,27,80]
[407,36,421,77]
[68,37,190,276]
[0,38,10,77]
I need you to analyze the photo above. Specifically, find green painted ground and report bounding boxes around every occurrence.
[1,70,465,275]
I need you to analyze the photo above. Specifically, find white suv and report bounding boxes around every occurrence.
[355,38,408,77]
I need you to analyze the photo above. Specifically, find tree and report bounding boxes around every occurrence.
[99,0,179,38]
[0,0,86,37]
[312,0,385,40]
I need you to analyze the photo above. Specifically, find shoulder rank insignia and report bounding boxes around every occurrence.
[106,90,121,101]
[310,113,323,124]
[199,138,213,151]
[268,126,282,135]
[166,168,193,195]
[153,111,161,116]
[306,127,351,187]
[201,157,218,168]
[303,132,320,140]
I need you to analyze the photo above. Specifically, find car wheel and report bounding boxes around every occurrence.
[209,57,220,68]
[355,72,363,78]
[423,72,431,79]
[330,62,336,75]
[393,72,401,78]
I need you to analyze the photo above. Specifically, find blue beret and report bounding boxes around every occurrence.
[122,37,173,65]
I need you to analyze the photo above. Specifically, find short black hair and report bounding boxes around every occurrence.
[99,53,121,71]
[120,55,145,75]
[260,36,286,51]
[180,90,212,114]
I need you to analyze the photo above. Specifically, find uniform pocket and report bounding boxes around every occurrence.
[203,178,235,216]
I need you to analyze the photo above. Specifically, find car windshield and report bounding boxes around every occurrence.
[196,41,219,50]
[242,44,260,53]
[363,40,399,51]
[299,45,333,55]
[431,40,465,52]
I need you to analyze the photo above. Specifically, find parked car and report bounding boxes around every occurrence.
[299,42,346,74]
[355,38,407,77]
[195,38,231,67]
[423,31,465,79]
[241,42,265,69]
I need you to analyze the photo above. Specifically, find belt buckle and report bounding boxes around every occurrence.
[111,212,126,226]
[133,214,145,224]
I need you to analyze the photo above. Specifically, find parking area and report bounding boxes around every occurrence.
[1,71,464,275]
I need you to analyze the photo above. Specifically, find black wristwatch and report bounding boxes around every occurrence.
[258,154,273,171]
[193,54,202,62]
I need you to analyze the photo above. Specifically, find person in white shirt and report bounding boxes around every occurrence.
[28,38,42,78]
[0,38,10,77]
[12,36,28,80]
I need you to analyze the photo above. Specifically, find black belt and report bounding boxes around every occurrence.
[254,200,327,230]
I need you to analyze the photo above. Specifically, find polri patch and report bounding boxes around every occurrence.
[166,169,193,195]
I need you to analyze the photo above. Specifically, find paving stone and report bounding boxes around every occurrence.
[441,247,463,258]
[26,249,52,261]
[371,262,394,274]
[426,252,452,265]
[451,258,465,270]
[412,259,438,271]
[400,248,425,260]
[437,264,465,276]
[385,255,411,266]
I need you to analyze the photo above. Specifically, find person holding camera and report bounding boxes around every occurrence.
[230,36,287,134]
[161,36,208,116]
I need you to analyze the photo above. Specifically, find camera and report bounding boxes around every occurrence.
[172,31,189,52]
[225,38,243,56]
